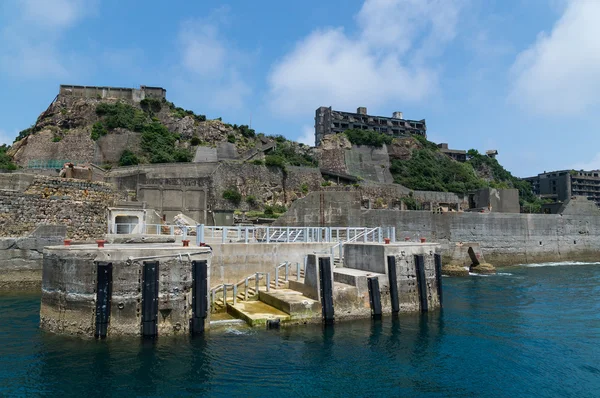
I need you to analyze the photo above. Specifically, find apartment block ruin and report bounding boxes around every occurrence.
[524,169,600,209]
[314,106,426,146]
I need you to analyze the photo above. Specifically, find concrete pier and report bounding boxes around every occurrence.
[40,244,211,338]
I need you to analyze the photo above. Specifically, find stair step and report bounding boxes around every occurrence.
[227,301,290,327]
[258,289,320,319]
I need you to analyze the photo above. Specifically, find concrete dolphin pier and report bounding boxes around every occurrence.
[39,237,443,338]
[40,243,212,338]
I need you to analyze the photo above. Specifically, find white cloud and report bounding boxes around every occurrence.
[21,0,93,29]
[510,1,600,115]
[174,9,252,111]
[0,0,95,79]
[296,125,315,146]
[267,0,463,117]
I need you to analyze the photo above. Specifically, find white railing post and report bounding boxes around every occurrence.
[222,227,227,243]
[286,227,290,243]
[198,224,205,245]
[392,227,396,242]
[378,227,383,243]
[266,227,271,243]
[245,227,249,244]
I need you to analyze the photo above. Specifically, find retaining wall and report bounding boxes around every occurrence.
[276,192,600,266]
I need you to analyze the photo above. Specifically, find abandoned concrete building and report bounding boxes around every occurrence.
[524,169,600,207]
[59,85,166,102]
[314,106,427,146]
[437,143,467,162]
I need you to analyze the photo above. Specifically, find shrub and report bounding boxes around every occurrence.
[265,155,286,170]
[119,150,140,166]
[265,204,287,214]
[321,181,332,187]
[222,188,242,205]
[14,126,36,142]
[90,122,108,141]
[301,183,308,193]
[238,125,255,138]
[0,145,17,170]
[343,129,393,147]
[96,102,146,132]
[251,159,264,166]
[245,195,258,206]
[227,134,236,143]
[270,141,317,167]
[140,98,162,115]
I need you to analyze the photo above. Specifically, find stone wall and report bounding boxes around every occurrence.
[0,174,124,240]
[275,191,600,266]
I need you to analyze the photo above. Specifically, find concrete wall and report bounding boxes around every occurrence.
[344,145,394,184]
[208,242,332,285]
[40,245,211,337]
[59,85,166,102]
[275,192,600,266]
[470,188,519,213]
[0,236,63,290]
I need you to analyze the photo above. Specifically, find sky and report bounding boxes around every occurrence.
[1,0,599,177]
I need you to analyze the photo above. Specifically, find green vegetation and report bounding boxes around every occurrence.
[227,134,236,143]
[466,149,541,209]
[232,124,255,138]
[165,100,206,122]
[190,136,202,146]
[301,183,309,194]
[140,98,162,115]
[94,102,191,164]
[343,129,393,147]
[390,148,486,194]
[222,188,242,205]
[269,140,317,168]
[119,150,140,166]
[140,122,192,163]
[265,155,286,170]
[321,181,332,187]
[245,195,258,207]
[96,102,146,131]
[90,122,108,141]
[14,126,36,142]
[0,145,17,170]
[250,159,264,166]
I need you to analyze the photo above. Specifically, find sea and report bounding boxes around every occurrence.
[1,262,599,397]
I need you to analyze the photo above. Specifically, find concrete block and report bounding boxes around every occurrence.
[0,238,16,250]
[15,237,63,252]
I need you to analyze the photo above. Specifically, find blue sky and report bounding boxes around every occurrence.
[1,0,599,177]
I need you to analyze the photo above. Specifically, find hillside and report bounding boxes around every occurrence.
[7,94,314,169]
[2,88,541,211]
[340,129,542,210]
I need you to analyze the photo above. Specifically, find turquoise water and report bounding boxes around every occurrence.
[1,262,599,397]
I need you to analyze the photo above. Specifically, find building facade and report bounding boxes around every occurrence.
[524,169,600,206]
[315,106,426,146]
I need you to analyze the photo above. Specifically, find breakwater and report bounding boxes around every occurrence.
[276,192,600,266]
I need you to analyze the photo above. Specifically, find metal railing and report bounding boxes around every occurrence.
[196,225,379,245]
[210,261,306,310]
[108,223,195,237]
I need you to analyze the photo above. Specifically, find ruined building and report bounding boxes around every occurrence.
[524,169,600,206]
[59,85,166,102]
[314,106,426,146]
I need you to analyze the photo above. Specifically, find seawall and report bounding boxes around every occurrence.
[275,192,600,266]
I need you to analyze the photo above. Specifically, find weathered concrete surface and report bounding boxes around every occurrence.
[276,192,600,266]
[0,237,63,291]
[208,243,331,286]
[40,244,211,338]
